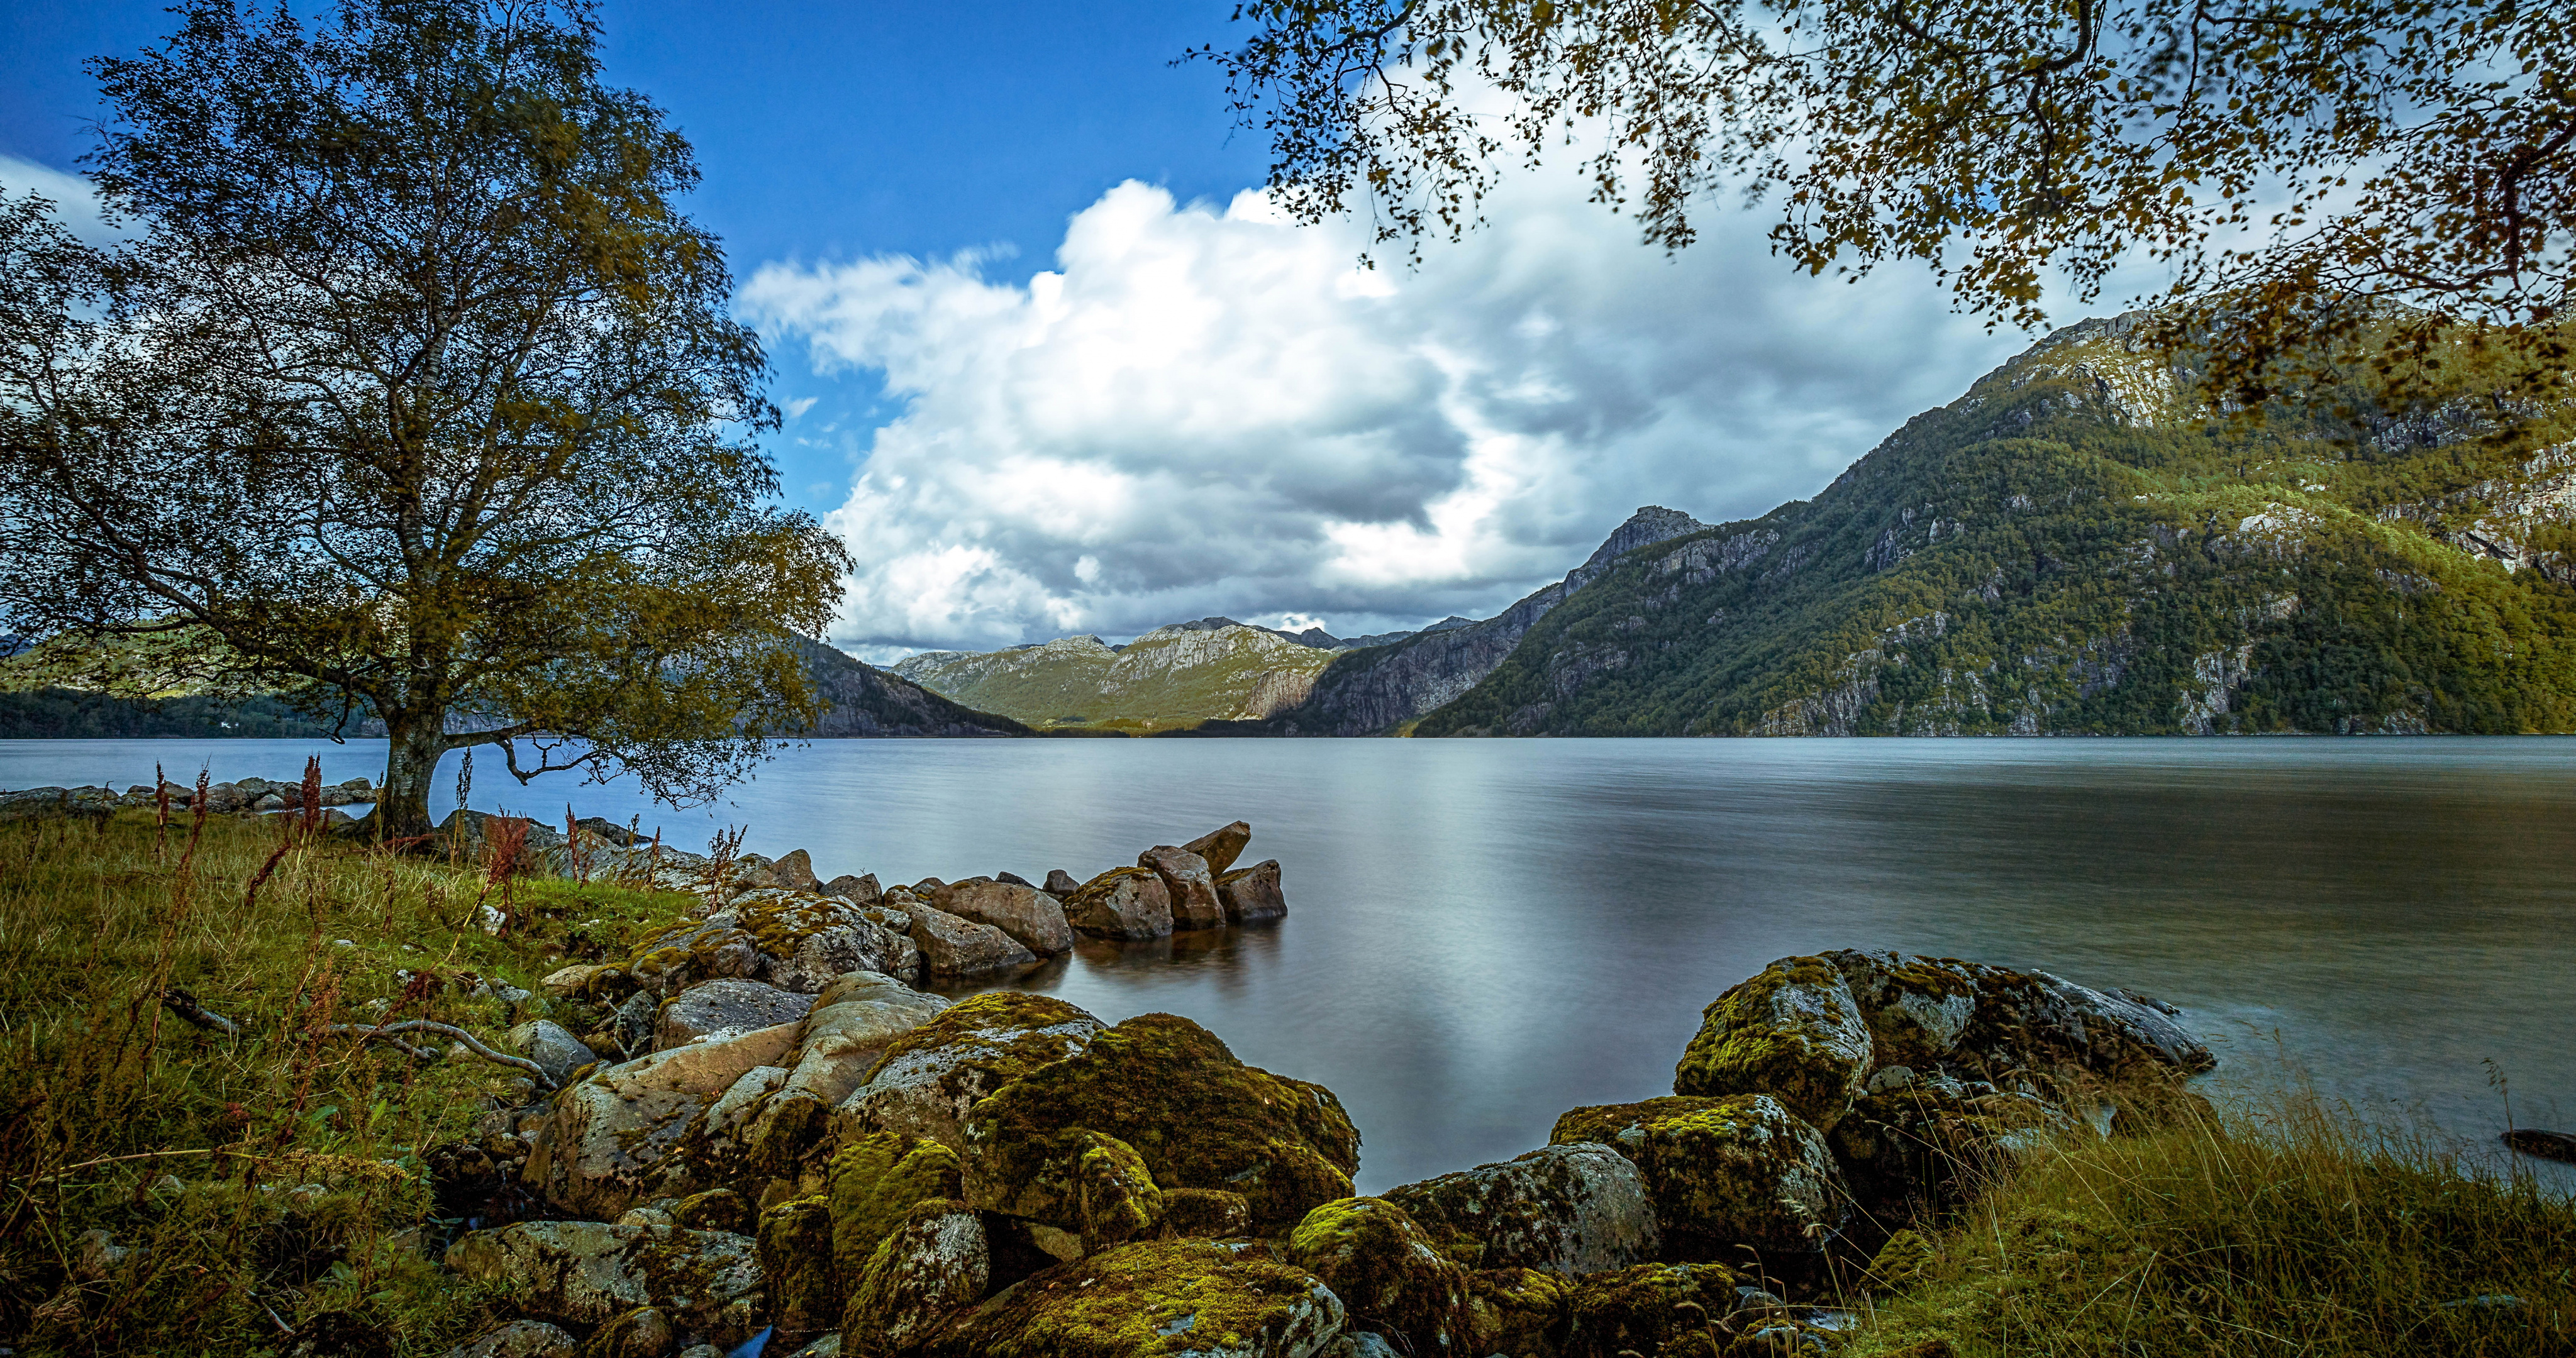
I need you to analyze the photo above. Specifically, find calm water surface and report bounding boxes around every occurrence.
[7,736,2572,1192]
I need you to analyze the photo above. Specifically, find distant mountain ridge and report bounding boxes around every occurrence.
[1416,313,2576,736]
[890,619,1345,731]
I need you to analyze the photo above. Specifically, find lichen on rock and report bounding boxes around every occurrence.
[1285,1196,1473,1354]
[920,1237,1347,1358]
[843,1198,990,1350]
[1672,956,1874,1130]
[1382,1142,1657,1276]
[827,1131,967,1287]
[834,991,1105,1154]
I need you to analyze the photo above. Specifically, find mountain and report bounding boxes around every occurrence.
[1255,507,1711,735]
[794,638,1030,737]
[1416,313,2576,736]
[890,619,1342,732]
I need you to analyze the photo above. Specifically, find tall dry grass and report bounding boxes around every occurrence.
[1846,1086,2576,1357]
[0,807,698,1355]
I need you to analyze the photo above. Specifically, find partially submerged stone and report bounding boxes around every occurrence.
[1137,846,1227,930]
[1060,867,1174,941]
[908,903,1040,979]
[1181,820,1253,876]
[1217,859,1287,924]
[935,878,1076,955]
[1286,1196,1473,1355]
[960,1011,1360,1237]
[441,1220,764,1345]
[1382,1141,1657,1275]
[921,1238,1346,1358]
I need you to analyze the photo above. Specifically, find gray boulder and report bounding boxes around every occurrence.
[1382,1141,1658,1275]
[655,980,816,1051]
[823,872,881,904]
[770,916,918,991]
[505,1019,599,1085]
[432,1320,575,1358]
[1217,859,1287,924]
[1181,820,1252,875]
[1042,868,1079,895]
[1138,846,1226,930]
[1061,866,1173,941]
[934,877,1074,954]
[834,995,1104,1154]
[842,1201,987,1349]
[526,1021,801,1218]
[906,904,1038,979]
[771,849,821,891]
[441,1220,765,1345]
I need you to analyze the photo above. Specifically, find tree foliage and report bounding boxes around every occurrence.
[1208,0,2576,409]
[0,0,850,837]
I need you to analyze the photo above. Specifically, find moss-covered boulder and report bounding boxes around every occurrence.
[757,1196,838,1342]
[1825,949,2215,1097]
[573,1306,670,1358]
[1465,1266,1573,1358]
[527,1020,801,1218]
[1672,957,1873,1130]
[1826,1085,2070,1218]
[1381,1142,1657,1275]
[960,1012,1361,1237]
[674,1187,753,1235]
[833,992,1104,1154]
[827,1131,965,1288]
[1286,1197,1473,1354]
[441,1220,765,1346]
[743,974,952,1191]
[1631,1095,1846,1259]
[1558,1261,1741,1358]
[919,1239,1347,1358]
[972,1128,1167,1254]
[843,1198,989,1350]
[1548,1096,1742,1157]
[1158,1187,1253,1240]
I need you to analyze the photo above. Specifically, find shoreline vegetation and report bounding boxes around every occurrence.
[3,797,2568,1357]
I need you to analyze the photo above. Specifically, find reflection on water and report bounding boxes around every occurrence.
[7,735,2572,1191]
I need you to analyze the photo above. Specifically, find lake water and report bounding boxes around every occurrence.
[7,736,2572,1193]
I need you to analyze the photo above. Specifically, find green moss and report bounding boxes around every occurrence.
[828,1132,965,1287]
[922,1238,1344,1358]
[1465,1266,1574,1356]
[1636,1096,1844,1259]
[1551,1095,1742,1158]
[1285,1196,1474,1353]
[1560,1261,1741,1358]
[1157,1188,1251,1239]
[962,1012,1360,1237]
[672,1187,752,1234]
[1672,956,1869,1129]
[859,991,1099,1088]
[843,1198,989,1350]
[757,1196,838,1339]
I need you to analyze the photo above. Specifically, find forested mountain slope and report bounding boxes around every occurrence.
[1419,314,2576,737]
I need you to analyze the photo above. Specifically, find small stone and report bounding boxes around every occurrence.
[1042,868,1079,895]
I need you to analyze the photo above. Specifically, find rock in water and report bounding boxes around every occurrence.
[919,1239,1346,1358]
[1136,846,1226,930]
[1381,1142,1658,1274]
[905,904,1039,979]
[2504,1129,2576,1163]
[655,980,816,1051]
[1042,868,1079,895]
[1181,820,1252,875]
[933,878,1075,955]
[1217,859,1287,924]
[1060,866,1174,941]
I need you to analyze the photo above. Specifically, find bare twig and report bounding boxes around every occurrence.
[162,987,240,1037]
[313,1020,553,1088]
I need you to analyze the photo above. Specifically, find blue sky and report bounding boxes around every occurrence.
[4,1,2035,653]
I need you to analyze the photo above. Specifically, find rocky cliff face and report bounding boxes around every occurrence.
[1418,315,2576,737]
[795,639,1028,738]
[1263,507,1711,736]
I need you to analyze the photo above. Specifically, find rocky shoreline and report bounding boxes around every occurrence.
[14,783,2230,1358]
[409,831,2218,1358]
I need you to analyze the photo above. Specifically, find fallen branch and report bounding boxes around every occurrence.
[313,1020,555,1090]
[162,988,240,1037]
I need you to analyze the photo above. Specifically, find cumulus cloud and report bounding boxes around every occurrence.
[743,172,2032,652]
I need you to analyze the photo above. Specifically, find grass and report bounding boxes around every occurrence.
[1841,1090,2576,1358]
[0,805,705,1357]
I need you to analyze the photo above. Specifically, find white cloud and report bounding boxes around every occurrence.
[743,172,2030,651]
[0,155,118,246]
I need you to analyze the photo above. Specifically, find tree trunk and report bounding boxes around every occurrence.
[376,714,447,843]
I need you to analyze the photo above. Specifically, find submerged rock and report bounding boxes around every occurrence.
[921,1238,1346,1358]
[1382,1141,1657,1275]
[935,878,1075,955]
[1136,846,1227,930]
[1060,867,1174,941]
[1217,859,1288,924]
[907,904,1040,978]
